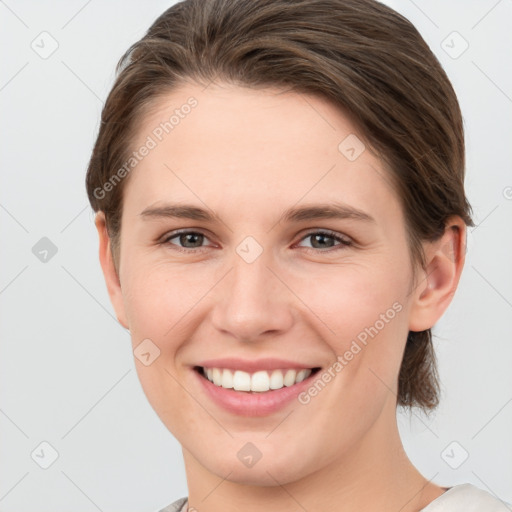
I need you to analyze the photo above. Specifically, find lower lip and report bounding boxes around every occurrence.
[193,367,320,417]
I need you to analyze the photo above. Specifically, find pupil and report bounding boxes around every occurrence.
[181,233,203,247]
[312,234,333,248]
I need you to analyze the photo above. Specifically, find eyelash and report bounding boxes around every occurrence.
[160,229,354,254]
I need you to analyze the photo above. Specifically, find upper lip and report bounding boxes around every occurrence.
[195,358,321,373]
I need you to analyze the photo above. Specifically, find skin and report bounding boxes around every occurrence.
[96,82,466,512]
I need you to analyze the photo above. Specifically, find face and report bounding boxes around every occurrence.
[98,82,458,486]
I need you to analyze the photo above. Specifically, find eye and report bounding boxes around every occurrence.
[161,230,214,252]
[296,230,353,251]
[160,229,353,254]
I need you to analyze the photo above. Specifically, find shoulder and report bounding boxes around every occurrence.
[421,484,511,511]
[156,496,188,512]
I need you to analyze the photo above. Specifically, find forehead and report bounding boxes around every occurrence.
[124,82,401,227]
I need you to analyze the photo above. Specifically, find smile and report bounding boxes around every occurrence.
[196,366,321,392]
[193,365,322,416]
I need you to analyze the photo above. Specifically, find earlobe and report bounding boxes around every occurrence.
[408,217,467,332]
[95,212,129,329]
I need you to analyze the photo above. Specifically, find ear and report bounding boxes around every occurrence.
[95,212,129,329]
[408,216,467,332]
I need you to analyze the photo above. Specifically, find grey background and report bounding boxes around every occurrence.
[0,0,511,510]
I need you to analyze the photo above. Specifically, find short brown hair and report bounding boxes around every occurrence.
[86,0,474,410]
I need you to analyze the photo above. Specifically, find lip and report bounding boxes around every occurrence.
[192,365,321,417]
[195,357,318,373]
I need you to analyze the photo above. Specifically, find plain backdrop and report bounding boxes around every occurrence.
[1,1,511,511]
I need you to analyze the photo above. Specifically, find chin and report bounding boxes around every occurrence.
[205,446,315,486]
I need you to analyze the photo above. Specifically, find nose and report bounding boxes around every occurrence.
[210,250,294,342]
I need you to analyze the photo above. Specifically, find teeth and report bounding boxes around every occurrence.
[283,369,297,387]
[296,369,310,383]
[233,370,251,391]
[201,367,313,392]
[212,368,222,386]
[269,369,283,390]
[221,369,234,389]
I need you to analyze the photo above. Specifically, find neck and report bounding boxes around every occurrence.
[182,405,445,512]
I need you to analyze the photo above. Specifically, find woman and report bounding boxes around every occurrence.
[85,0,510,510]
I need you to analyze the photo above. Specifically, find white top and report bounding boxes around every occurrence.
[158,484,512,512]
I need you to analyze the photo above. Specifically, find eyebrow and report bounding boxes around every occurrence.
[139,202,375,224]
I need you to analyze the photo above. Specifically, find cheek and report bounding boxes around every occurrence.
[288,260,411,388]
[290,259,409,337]
[120,261,203,436]
[121,259,204,342]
